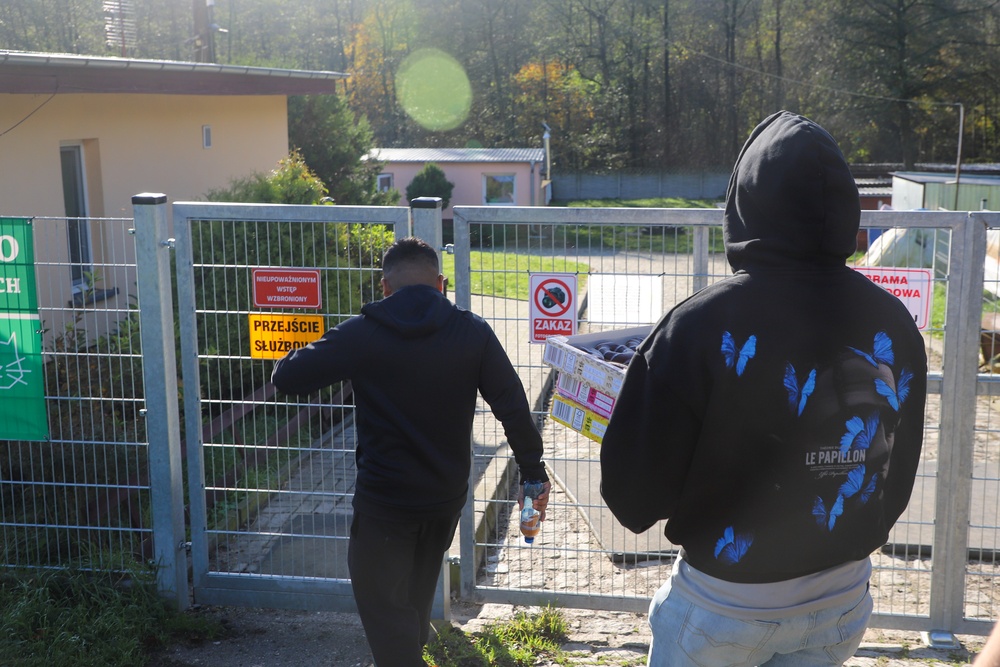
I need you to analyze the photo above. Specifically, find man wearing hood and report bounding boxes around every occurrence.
[600,111,926,665]
[271,237,549,667]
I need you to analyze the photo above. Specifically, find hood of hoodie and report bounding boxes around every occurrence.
[724,111,860,272]
[360,283,453,339]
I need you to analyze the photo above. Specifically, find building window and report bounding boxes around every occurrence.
[59,145,92,290]
[202,125,212,149]
[378,173,394,192]
[484,174,515,205]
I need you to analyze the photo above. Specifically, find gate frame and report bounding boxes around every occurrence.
[132,197,1000,634]
[171,201,410,611]
[451,205,1000,635]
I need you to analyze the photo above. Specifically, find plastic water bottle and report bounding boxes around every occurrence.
[520,481,545,544]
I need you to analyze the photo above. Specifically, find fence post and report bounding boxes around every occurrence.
[930,212,986,635]
[410,196,444,253]
[692,226,710,294]
[408,196,451,620]
[132,193,188,610]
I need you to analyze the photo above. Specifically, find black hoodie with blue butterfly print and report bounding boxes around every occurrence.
[600,111,927,583]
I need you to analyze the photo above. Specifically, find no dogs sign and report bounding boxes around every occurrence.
[529,273,578,343]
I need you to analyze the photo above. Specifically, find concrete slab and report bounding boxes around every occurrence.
[258,511,352,579]
[549,454,675,563]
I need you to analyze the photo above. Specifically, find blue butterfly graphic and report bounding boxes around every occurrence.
[722,332,757,377]
[784,363,816,416]
[838,464,867,500]
[813,494,844,531]
[839,413,879,456]
[859,474,878,505]
[875,368,913,411]
[714,525,753,565]
[848,331,894,368]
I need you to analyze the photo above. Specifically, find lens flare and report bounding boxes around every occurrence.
[396,49,472,131]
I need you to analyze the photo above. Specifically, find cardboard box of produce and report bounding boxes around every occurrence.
[549,394,609,444]
[555,371,616,419]
[542,325,651,397]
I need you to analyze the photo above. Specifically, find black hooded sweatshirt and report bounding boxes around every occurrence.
[600,111,927,583]
[271,283,547,520]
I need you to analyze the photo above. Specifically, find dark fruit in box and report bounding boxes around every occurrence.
[579,337,643,364]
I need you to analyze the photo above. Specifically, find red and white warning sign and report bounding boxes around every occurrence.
[252,268,322,309]
[853,266,932,330]
[529,273,578,343]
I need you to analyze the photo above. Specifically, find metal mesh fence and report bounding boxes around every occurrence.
[3,204,999,634]
[452,206,987,632]
[173,204,407,609]
[455,214,727,611]
[964,222,1000,625]
[1,216,147,570]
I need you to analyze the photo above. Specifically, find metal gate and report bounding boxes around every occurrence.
[171,201,408,610]
[451,205,1000,635]
[133,199,1000,633]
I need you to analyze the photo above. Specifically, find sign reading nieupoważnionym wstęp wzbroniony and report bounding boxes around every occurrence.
[0,218,48,441]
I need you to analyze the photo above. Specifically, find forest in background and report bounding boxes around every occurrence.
[3,0,1000,172]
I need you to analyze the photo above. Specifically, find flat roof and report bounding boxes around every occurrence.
[369,148,545,163]
[0,50,347,96]
[893,171,1000,186]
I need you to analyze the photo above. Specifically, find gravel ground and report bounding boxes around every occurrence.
[148,475,994,667]
[147,600,991,667]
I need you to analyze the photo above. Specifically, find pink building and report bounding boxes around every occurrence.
[369,147,551,217]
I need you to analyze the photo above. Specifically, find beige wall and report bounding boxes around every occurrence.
[0,92,288,217]
[382,160,542,215]
[0,92,289,342]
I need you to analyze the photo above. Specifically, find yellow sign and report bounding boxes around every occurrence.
[248,313,325,359]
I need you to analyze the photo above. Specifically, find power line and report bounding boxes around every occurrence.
[0,92,57,139]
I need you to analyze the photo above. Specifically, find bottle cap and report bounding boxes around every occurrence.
[524,536,534,544]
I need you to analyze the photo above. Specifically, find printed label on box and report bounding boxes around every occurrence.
[542,338,580,373]
[556,372,616,419]
[551,394,585,429]
[543,335,627,396]
[550,394,609,443]
[585,412,608,440]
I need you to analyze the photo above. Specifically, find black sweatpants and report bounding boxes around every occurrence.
[348,509,460,667]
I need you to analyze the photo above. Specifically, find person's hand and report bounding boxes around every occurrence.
[518,481,551,521]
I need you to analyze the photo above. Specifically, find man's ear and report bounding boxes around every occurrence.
[381,277,392,297]
[436,274,445,294]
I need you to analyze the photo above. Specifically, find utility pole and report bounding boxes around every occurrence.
[191,0,216,63]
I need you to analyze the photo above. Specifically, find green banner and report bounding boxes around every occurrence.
[0,218,47,441]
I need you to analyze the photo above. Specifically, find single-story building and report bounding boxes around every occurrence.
[368,147,551,217]
[0,50,345,339]
[891,171,1000,211]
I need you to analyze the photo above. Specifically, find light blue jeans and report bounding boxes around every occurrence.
[647,579,873,667]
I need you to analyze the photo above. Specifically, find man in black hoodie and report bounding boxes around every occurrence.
[271,237,549,667]
[601,111,926,666]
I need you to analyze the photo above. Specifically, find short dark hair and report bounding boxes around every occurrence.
[381,237,440,288]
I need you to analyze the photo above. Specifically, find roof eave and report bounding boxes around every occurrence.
[0,50,347,96]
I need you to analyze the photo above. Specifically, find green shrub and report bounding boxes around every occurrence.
[205,150,328,205]
[406,163,454,210]
[197,152,390,404]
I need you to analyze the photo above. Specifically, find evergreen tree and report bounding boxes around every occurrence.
[405,163,454,209]
[288,94,399,206]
